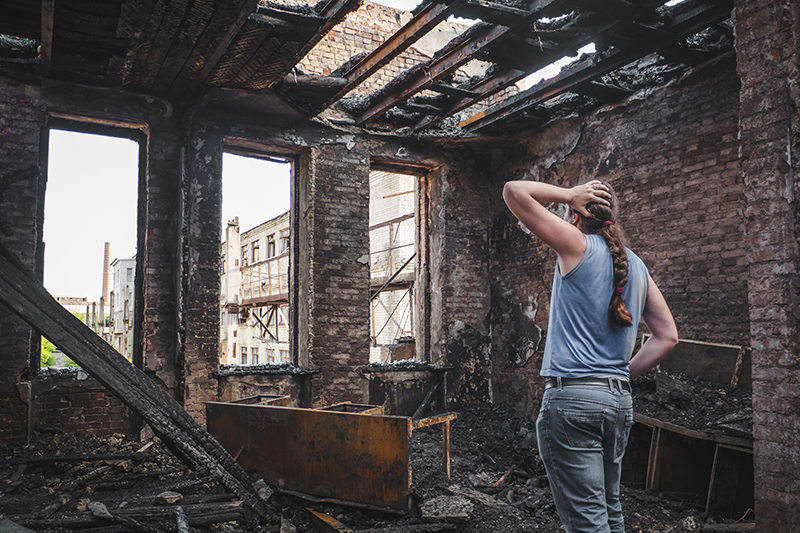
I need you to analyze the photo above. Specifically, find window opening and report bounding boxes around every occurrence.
[369,170,418,363]
[43,129,139,368]
[220,151,291,367]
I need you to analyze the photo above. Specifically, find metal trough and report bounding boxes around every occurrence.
[207,401,456,512]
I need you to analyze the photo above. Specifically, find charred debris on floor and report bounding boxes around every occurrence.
[1,376,754,533]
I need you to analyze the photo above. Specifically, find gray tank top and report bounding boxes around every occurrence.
[541,234,649,380]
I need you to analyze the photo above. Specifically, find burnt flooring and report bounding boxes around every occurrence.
[0,370,754,532]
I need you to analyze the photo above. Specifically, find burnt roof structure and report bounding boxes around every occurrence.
[0,0,733,136]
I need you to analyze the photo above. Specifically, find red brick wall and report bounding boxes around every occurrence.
[489,59,747,417]
[32,385,127,435]
[733,0,800,527]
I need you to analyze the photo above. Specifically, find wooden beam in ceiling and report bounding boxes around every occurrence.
[460,0,733,133]
[41,0,54,74]
[165,0,259,96]
[309,0,468,115]
[264,0,363,90]
[459,46,634,132]
[354,0,562,125]
[413,65,525,130]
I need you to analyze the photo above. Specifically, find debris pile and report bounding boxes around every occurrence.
[632,369,753,439]
[1,401,753,532]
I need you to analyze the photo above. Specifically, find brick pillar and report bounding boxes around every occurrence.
[181,118,222,426]
[306,144,371,407]
[141,121,182,399]
[0,79,45,443]
[734,1,800,527]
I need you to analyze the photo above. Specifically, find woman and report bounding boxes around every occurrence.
[502,179,678,533]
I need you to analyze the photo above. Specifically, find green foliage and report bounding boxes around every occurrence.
[40,337,56,367]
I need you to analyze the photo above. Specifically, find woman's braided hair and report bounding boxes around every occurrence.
[573,181,633,328]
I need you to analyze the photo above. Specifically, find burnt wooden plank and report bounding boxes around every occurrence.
[172,0,260,95]
[134,0,193,94]
[0,243,269,517]
[263,0,362,89]
[206,20,273,86]
[150,0,217,94]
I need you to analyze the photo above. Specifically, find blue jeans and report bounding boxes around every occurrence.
[536,379,634,533]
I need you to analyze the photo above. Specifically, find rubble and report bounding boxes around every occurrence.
[0,401,755,532]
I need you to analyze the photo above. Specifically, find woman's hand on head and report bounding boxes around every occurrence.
[569,180,611,218]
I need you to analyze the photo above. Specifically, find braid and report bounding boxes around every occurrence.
[580,182,633,328]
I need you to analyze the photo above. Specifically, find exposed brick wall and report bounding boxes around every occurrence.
[181,118,224,426]
[489,59,747,417]
[429,150,493,409]
[0,75,45,443]
[32,384,127,435]
[306,143,371,407]
[733,0,800,527]
[141,122,182,399]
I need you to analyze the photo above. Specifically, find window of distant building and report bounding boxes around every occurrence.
[241,346,248,365]
[280,230,290,253]
[252,240,260,262]
[267,235,276,258]
[251,347,259,364]
[241,245,249,266]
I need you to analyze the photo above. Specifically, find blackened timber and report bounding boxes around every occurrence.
[264,0,362,89]
[0,243,270,517]
[151,0,235,95]
[461,0,733,132]
[460,47,635,132]
[414,66,525,131]
[356,0,562,125]
[41,0,54,74]
[428,83,480,98]
[310,0,467,114]
[180,0,259,95]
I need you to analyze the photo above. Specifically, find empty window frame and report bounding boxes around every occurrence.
[219,149,292,367]
[42,125,142,370]
[369,169,424,363]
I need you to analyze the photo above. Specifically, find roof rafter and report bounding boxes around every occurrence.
[460,0,734,133]
[309,0,468,115]
[354,0,564,126]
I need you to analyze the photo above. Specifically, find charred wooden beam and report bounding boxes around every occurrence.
[177,0,259,95]
[413,66,525,131]
[355,0,562,125]
[461,0,733,133]
[282,73,348,86]
[0,243,270,518]
[264,0,362,89]
[308,0,467,114]
[427,82,480,98]
[40,0,54,74]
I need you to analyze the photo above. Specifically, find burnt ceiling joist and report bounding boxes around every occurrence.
[0,0,733,136]
[326,0,734,134]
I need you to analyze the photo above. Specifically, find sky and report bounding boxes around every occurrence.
[44,131,290,300]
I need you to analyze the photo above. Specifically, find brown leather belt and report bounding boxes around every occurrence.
[545,376,631,392]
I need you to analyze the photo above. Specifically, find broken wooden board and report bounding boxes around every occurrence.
[0,243,268,517]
